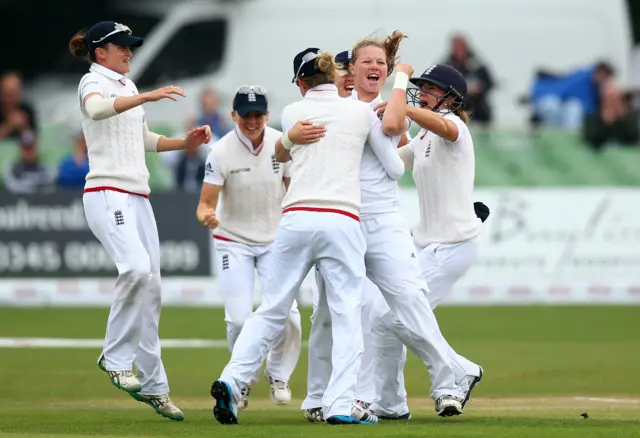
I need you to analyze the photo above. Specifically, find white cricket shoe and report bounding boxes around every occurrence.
[97,357,142,393]
[435,394,464,417]
[130,393,185,421]
[238,386,251,411]
[304,407,325,423]
[351,400,379,424]
[265,372,291,405]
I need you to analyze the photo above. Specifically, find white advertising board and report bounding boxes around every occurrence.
[1,188,639,306]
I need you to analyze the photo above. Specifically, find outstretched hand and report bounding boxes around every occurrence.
[145,85,186,102]
[185,125,213,149]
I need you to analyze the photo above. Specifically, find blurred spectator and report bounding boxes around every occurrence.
[529,62,616,133]
[3,131,55,194]
[0,71,37,141]
[443,34,495,126]
[175,146,206,193]
[190,88,230,139]
[57,129,89,190]
[583,91,640,151]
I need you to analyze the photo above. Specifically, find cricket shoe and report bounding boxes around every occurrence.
[304,407,325,423]
[369,402,411,420]
[210,380,238,425]
[265,372,291,405]
[130,393,184,421]
[351,400,379,424]
[238,386,251,411]
[326,414,377,425]
[97,356,142,393]
[462,366,484,408]
[378,412,412,420]
[435,394,464,417]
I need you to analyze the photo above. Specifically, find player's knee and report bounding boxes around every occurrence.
[120,259,151,288]
[226,311,250,334]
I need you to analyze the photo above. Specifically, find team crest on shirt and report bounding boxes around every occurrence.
[425,140,432,157]
[271,154,280,173]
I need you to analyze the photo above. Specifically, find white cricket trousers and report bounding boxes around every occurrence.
[302,273,379,410]
[83,190,169,395]
[371,237,480,417]
[303,211,463,408]
[214,238,302,383]
[220,210,366,419]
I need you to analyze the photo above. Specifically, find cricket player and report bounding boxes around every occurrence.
[303,32,468,422]
[210,47,401,425]
[370,64,485,419]
[196,85,303,411]
[70,20,212,421]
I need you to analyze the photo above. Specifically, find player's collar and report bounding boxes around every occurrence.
[90,63,127,85]
[235,126,264,156]
[352,90,383,107]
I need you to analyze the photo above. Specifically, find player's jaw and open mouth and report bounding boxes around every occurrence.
[345,76,355,94]
[366,71,381,88]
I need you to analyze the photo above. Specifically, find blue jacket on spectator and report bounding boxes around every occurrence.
[531,65,599,116]
[57,154,89,190]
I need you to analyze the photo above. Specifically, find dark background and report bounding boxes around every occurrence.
[0,0,161,80]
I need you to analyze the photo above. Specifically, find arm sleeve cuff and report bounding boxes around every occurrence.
[143,121,161,152]
[84,95,117,121]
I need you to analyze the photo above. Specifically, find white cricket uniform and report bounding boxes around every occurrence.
[371,112,483,417]
[219,83,394,419]
[79,63,169,395]
[304,92,465,412]
[203,126,302,383]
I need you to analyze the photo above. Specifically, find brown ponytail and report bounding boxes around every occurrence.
[299,51,337,88]
[69,31,92,63]
[381,31,407,75]
[352,30,408,75]
[454,108,471,125]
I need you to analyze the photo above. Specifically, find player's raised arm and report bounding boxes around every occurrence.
[380,63,413,136]
[366,109,405,181]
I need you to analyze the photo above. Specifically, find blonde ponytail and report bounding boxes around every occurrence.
[315,52,337,83]
[299,51,337,89]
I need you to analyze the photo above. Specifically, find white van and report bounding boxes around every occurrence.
[27,0,632,130]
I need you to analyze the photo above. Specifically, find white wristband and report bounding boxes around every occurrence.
[281,132,293,150]
[393,72,409,90]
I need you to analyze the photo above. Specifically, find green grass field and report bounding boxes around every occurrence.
[0,306,639,437]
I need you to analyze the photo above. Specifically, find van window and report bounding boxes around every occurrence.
[136,19,227,89]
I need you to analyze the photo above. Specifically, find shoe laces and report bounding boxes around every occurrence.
[108,370,135,379]
[436,395,463,404]
[271,380,288,391]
